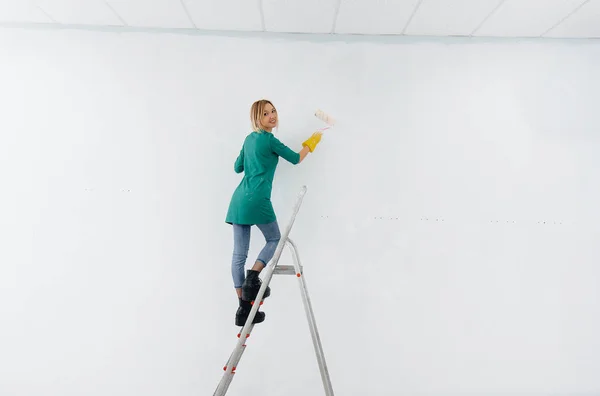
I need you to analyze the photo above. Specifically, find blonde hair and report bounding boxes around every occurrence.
[250,99,278,132]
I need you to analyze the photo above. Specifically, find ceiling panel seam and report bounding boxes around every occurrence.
[540,0,592,37]
[35,4,58,23]
[469,0,506,36]
[179,0,197,29]
[104,1,128,26]
[401,0,424,35]
[331,0,342,34]
[259,0,266,31]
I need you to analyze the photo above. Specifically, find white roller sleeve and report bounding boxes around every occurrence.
[314,109,336,127]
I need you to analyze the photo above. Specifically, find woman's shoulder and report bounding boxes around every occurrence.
[246,130,268,137]
[248,130,277,141]
[241,130,268,147]
[242,130,259,141]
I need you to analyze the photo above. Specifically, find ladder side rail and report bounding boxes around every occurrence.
[237,185,307,340]
[286,238,335,396]
[213,186,308,396]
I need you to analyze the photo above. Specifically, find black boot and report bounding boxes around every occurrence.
[241,269,270,302]
[235,298,265,326]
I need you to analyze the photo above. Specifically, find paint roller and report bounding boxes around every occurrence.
[314,109,336,132]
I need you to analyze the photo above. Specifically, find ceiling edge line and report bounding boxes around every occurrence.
[0,21,599,42]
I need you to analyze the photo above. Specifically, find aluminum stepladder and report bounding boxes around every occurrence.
[213,185,335,396]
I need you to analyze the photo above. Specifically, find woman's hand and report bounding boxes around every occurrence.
[302,131,323,153]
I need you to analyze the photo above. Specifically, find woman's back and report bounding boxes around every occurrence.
[239,131,280,188]
[226,130,300,225]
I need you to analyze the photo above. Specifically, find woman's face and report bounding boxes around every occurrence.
[261,103,277,131]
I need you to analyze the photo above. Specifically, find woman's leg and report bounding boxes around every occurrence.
[232,223,266,326]
[241,221,280,301]
[231,224,251,298]
[253,221,281,271]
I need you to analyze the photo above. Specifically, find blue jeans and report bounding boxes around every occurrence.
[231,221,281,289]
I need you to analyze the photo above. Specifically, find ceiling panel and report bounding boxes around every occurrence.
[0,0,599,39]
[183,0,262,31]
[334,0,420,35]
[404,0,502,36]
[107,0,193,28]
[35,0,123,25]
[474,0,588,37]
[544,0,600,37]
[262,0,338,33]
[0,1,52,23]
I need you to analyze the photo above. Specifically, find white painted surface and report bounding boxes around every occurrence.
[0,27,599,396]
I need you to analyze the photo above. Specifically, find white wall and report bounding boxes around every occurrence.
[1,26,599,396]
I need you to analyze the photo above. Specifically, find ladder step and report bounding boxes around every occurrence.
[273,265,302,275]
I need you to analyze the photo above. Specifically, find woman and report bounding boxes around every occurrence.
[225,99,323,326]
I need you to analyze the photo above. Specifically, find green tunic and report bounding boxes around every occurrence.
[225,130,301,225]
